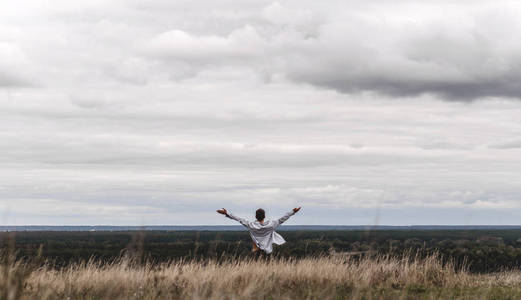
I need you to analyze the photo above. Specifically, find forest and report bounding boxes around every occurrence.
[3,229,521,272]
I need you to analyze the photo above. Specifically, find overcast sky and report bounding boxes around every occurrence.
[1,0,521,225]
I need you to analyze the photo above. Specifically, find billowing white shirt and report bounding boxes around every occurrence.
[226,210,296,254]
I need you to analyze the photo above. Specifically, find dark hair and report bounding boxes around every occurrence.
[255,208,265,221]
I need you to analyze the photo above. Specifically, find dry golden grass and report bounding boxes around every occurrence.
[2,253,521,299]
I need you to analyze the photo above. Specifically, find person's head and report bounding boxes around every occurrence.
[255,208,265,221]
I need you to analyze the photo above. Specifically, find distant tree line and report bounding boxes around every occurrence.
[3,230,521,272]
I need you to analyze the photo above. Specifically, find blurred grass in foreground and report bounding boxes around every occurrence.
[2,251,521,299]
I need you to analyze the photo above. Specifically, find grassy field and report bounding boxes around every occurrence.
[4,230,521,299]
[2,253,521,299]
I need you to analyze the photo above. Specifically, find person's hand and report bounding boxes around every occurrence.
[217,208,228,215]
[293,207,301,213]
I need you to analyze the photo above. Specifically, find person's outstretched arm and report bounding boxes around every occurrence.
[274,207,301,228]
[217,208,250,228]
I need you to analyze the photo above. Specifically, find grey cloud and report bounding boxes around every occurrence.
[6,1,521,101]
[278,6,521,101]
[0,70,31,87]
[138,1,521,100]
[0,132,466,168]
[289,71,521,101]
[490,140,521,149]
[0,72,22,87]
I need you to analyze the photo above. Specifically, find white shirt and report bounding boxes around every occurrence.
[226,210,296,254]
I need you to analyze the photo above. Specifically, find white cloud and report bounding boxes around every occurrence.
[146,26,263,62]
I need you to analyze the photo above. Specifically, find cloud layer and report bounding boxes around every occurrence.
[139,1,521,100]
[1,0,521,225]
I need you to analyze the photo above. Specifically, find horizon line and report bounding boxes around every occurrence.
[2,225,521,232]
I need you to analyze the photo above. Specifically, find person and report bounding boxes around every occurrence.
[216,207,301,254]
